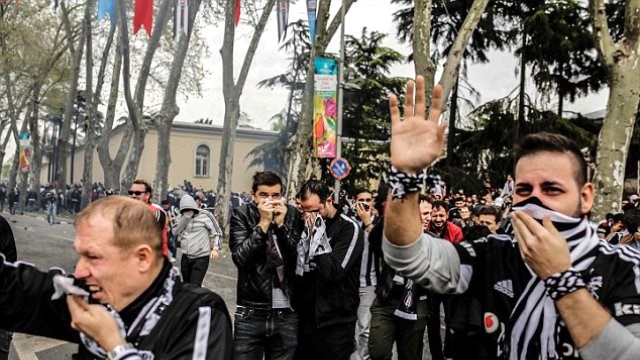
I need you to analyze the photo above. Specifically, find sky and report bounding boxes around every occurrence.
[175,0,609,130]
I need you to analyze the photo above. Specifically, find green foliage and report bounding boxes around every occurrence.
[392,0,506,63]
[517,1,607,112]
[438,95,597,194]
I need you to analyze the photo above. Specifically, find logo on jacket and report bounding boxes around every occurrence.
[484,312,499,334]
[493,279,514,298]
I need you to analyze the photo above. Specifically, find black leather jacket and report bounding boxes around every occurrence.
[230,202,304,309]
[0,215,16,262]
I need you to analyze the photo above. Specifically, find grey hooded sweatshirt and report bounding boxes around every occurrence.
[175,194,217,259]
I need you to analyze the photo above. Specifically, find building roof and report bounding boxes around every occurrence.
[171,121,279,141]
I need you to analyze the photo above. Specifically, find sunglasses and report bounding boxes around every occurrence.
[128,190,147,196]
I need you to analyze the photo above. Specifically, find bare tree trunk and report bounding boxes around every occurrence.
[436,0,490,103]
[56,1,87,190]
[214,0,276,238]
[284,0,355,199]
[413,0,435,103]
[80,0,96,209]
[96,28,131,191]
[153,0,203,201]
[0,126,13,175]
[517,29,526,143]
[119,0,173,195]
[590,0,640,218]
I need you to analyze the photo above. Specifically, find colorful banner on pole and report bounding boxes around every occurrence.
[276,0,290,42]
[97,0,116,26]
[133,0,154,36]
[306,0,317,44]
[234,0,241,26]
[313,57,337,158]
[174,0,190,40]
[19,131,31,174]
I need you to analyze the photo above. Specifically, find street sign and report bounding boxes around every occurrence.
[330,157,351,180]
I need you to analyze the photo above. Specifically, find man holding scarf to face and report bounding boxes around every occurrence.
[230,171,304,360]
[382,76,640,360]
[295,180,364,360]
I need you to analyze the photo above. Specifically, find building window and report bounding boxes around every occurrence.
[195,145,210,177]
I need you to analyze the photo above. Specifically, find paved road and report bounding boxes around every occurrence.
[3,210,238,360]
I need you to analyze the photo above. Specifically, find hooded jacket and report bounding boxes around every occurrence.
[175,195,216,259]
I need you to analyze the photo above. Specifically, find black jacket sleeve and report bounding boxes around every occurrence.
[0,215,16,262]
[230,205,268,268]
[274,205,304,260]
[0,254,78,342]
[315,216,364,283]
[155,288,233,359]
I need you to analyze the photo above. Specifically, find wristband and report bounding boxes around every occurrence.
[544,269,586,300]
[107,343,136,360]
[388,166,425,200]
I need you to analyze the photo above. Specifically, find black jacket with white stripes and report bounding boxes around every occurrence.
[384,231,640,360]
[295,209,364,328]
[0,257,232,359]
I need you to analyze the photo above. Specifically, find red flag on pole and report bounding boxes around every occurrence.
[134,0,154,36]
[234,0,240,26]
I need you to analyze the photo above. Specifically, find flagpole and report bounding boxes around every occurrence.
[334,0,346,202]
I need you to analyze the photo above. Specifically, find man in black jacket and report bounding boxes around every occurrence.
[0,196,232,359]
[230,171,304,360]
[295,180,364,360]
[0,214,16,360]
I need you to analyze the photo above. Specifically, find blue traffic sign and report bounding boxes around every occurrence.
[330,157,351,180]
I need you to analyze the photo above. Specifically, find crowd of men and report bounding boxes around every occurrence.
[0,76,639,360]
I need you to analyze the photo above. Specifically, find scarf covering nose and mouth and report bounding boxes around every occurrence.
[296,215,332,275]
[497,196,600,360]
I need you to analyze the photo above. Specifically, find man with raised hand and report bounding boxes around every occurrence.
[383,76,640,360]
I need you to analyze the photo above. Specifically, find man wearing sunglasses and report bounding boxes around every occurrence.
[129,179,169,257]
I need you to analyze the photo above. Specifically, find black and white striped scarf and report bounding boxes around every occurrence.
[80,266,179,357]
[497,197,599,360]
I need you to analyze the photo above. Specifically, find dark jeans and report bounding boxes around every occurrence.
[180,255,209,286]
[368,297,428,360]
[427,292,453,360]
[295,318,355,360]
[233,306,298,360]
[0,330,12,360]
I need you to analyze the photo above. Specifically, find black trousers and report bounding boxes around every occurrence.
[0,330,12,360]
[180,255,209,286]
[295,319,355,360]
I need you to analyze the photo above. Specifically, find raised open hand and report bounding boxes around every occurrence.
[389,76,447,173]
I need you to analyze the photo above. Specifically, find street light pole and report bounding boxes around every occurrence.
[334,0,346,202]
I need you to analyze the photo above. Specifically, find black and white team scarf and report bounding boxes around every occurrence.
[296,215,332,275]
[54,266,179,358]
[497,197,600,360]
